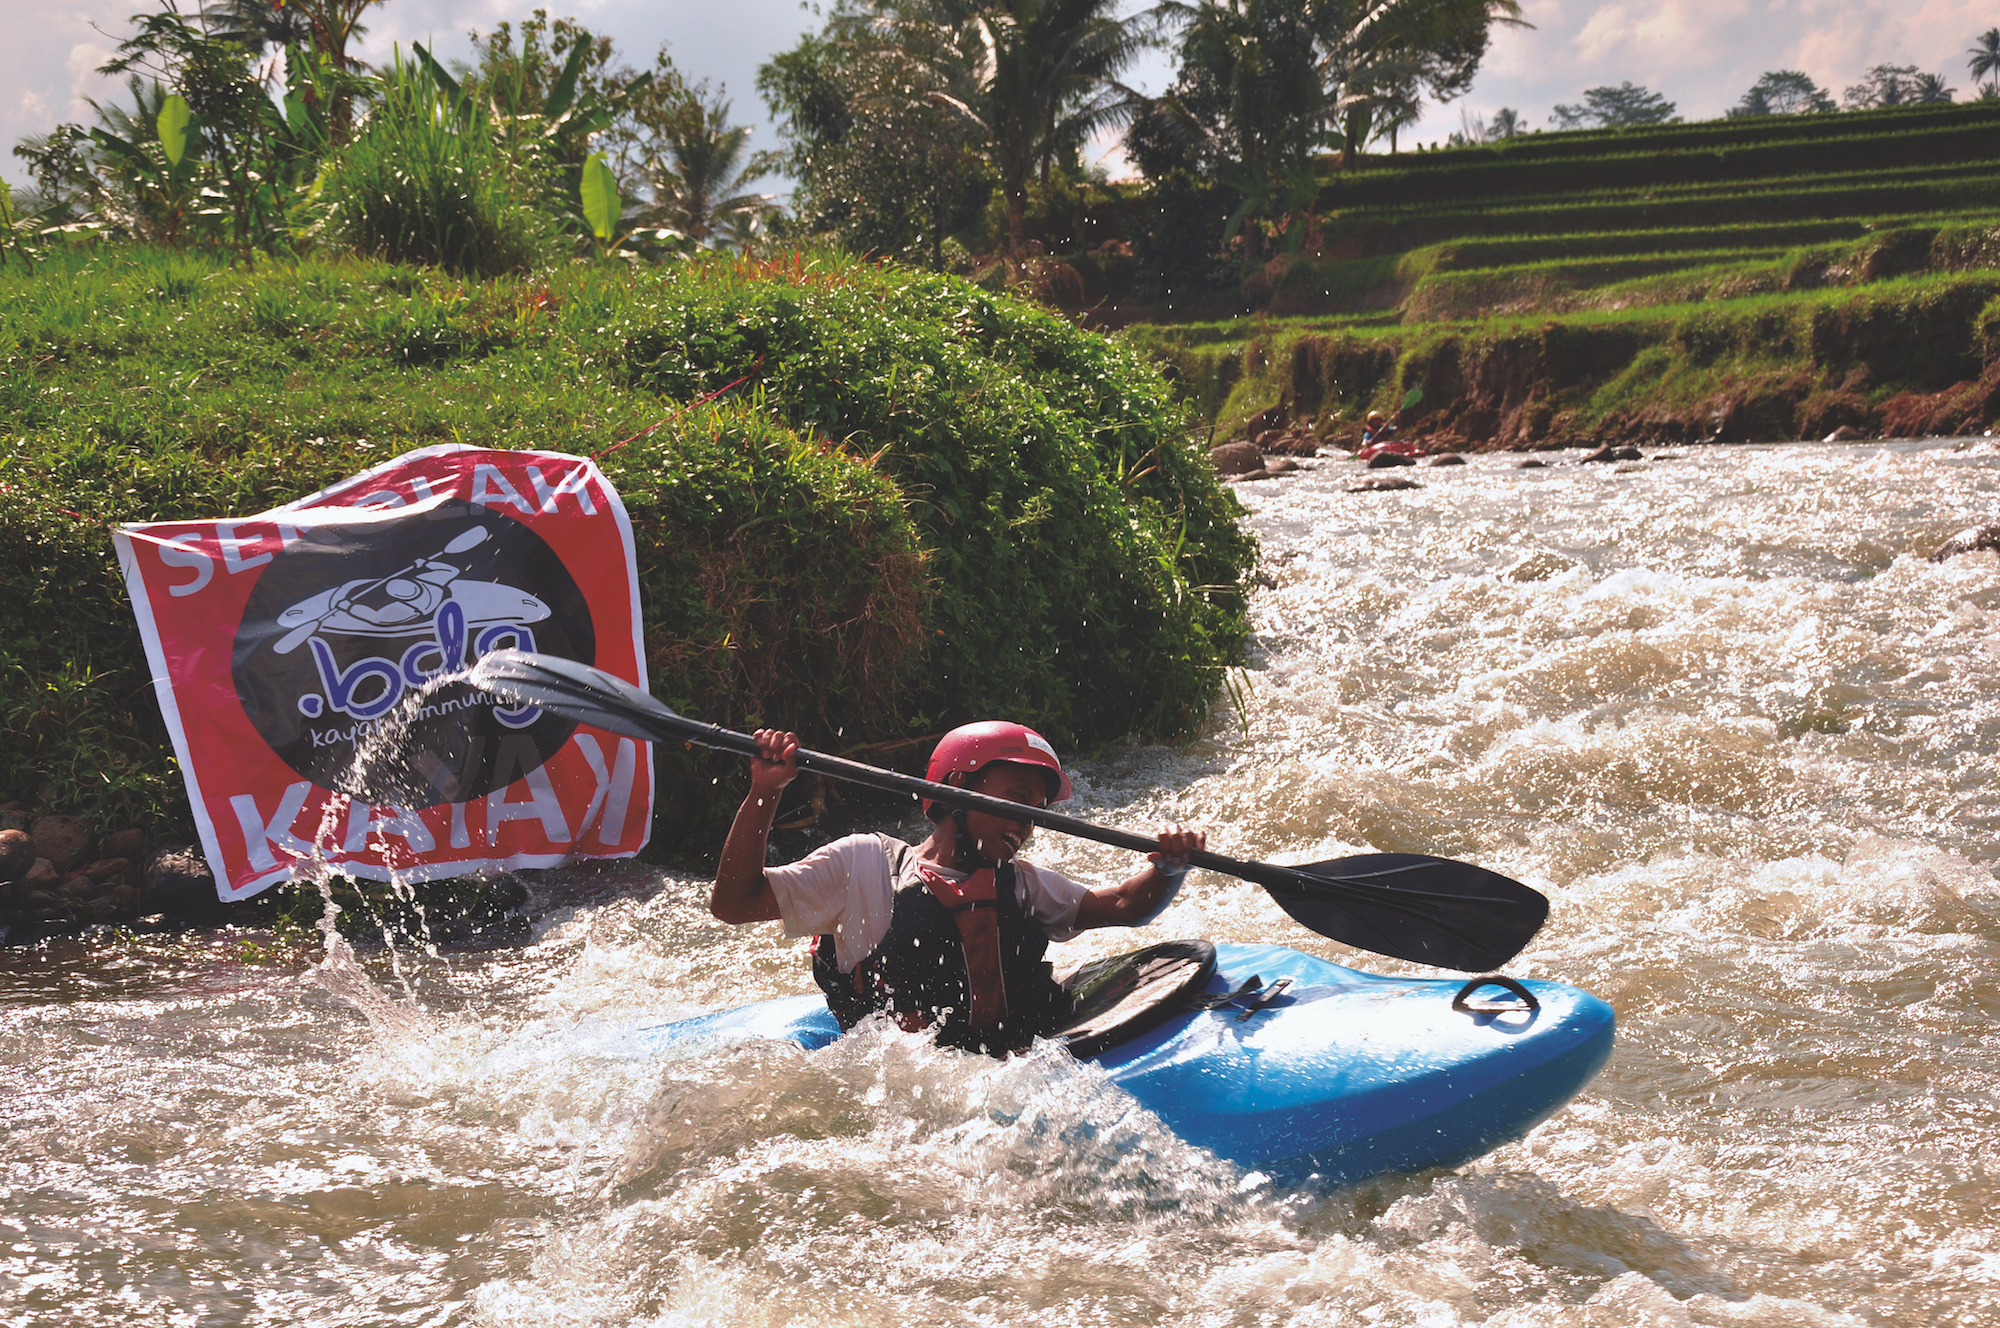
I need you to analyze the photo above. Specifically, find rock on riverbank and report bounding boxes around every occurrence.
[0,808,152,936]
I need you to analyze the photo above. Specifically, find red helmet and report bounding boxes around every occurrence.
[923,721,1072,819]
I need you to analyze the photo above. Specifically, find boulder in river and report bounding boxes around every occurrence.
[1265,456,1300,475]
[1348,476,1423,492]
[1824,425,1865,442]
[1210,440,1266,475]
[1366,452,1416,469]
[1582,444,1644,463]
[1928,524,2000,562]
[142,846,222,920]
[1227,468,1275,483]
[1428,454,1466,467]
[1500,549,1580,583]
[77,857,131,887]
[0,830,31,884]
[28,816,90,875]
[1242,404,1287,438]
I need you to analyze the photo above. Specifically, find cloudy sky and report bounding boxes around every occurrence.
[4,0,1996,191]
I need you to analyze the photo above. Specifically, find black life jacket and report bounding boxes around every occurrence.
[812,832,1070,1056]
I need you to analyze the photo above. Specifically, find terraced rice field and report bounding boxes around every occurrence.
[1127,102,2000,445]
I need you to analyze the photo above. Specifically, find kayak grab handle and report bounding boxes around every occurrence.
[1452,975,1539,1014]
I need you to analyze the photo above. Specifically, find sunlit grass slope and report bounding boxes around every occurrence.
[1,247,1252,848]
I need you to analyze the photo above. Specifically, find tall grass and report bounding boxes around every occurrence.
[314,58,558,277]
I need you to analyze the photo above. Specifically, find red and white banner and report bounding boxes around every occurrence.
[114,445,653,900]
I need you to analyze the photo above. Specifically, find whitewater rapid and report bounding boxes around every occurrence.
[4,440,1998,1326]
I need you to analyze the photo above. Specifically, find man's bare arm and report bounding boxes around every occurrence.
[1074,823,1205,928]
[709,729,798,924]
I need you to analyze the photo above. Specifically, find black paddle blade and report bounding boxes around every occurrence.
[471,651,692,745]
[1241,854,1548,971]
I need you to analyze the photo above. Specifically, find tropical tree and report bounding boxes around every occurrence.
[444,15,664,244]
[278,0,382,70]
[1135,0,1515,253]
[10,125,107,218]
[636,94,780,245]
[1370,84,1422,150]
[1549,81,1677,129]
[1912,71,1956,103]
[1843,64,1953,108]
[835,0,1151,268]
[1333,0,1524,162]
[1141,0,1330,184]
[1973,28,2000,96]
[760,22,993,267]
[1726,70,1835,117]
[1488,105,1522,137]
[92,9,312,248]
[196,0,313,56]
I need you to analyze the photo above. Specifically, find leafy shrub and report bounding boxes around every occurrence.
[314,59,558,277]
[0,245,1251,849]
[599,252,1255,746]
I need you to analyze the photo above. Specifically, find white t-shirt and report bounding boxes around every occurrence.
[764,833,1092,974]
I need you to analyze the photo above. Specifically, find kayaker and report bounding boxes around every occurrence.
[710,721,1205,1056]
[1361,409,1396,448]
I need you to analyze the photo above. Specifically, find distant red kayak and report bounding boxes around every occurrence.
[1355,438,1421,461]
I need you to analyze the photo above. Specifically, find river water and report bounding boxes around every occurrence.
[6,440,2000,1327]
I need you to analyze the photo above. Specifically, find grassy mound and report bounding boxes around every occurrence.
[0,246,1251,852]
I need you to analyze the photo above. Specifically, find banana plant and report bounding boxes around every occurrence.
[579,151,626,254]
[414,35,654,238]
[578,151,692,259]
[87,92,201,244]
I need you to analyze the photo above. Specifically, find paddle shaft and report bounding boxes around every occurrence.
[647,709,1362,900]
[466,649,1550,965]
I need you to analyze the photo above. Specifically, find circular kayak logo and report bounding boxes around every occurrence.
[231,501,595,806]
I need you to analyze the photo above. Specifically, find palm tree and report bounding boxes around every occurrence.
[1147,0,1511,250]
[1971,28,2000,96]
[1912,71,1956,103]
[869,0,1152,266]
[642,95,779,245]
[197,0,313,56]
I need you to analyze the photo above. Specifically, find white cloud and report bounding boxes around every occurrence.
[1570,5,1633,62]
[68,41,116,110]
[1410,0,1997,142]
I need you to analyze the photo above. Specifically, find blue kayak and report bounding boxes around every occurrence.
[636,942,1615,1187]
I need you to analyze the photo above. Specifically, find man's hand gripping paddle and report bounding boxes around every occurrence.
[470,650,1550,971]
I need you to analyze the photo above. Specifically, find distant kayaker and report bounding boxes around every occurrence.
[710,721,1204,1056]
[1361,410,1396,448]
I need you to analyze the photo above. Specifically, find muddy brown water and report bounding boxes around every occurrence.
[5,440,1999,1326]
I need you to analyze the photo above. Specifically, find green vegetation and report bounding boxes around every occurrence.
[314,57,559,275]
[1117,101,2000,447]
[0,247,1252,850]
[1135,272,2000,450]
